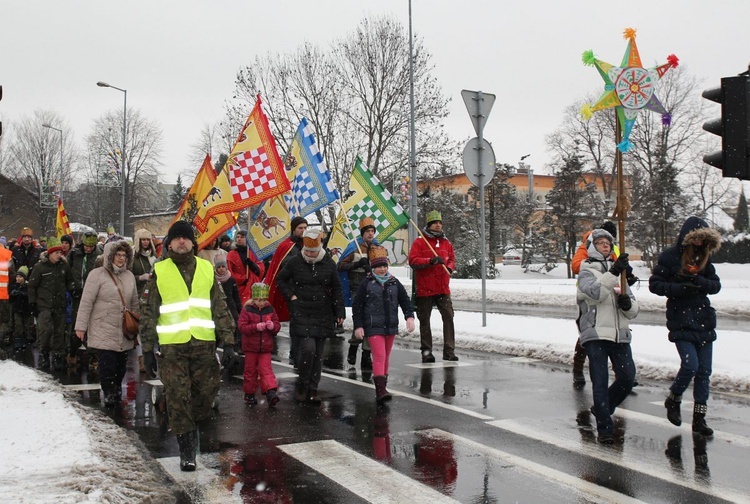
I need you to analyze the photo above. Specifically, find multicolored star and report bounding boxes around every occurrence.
[581,28,679,152]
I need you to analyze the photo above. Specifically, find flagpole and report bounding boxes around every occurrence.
[407,218,451,275]
[407,0,418,254]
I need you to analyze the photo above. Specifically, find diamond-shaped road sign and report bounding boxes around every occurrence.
[461,89,496,136]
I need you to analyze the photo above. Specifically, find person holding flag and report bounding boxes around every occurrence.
[227,230,265,305]
[338,217,380,371]
[265,217,308,323]
[408,210,458,363]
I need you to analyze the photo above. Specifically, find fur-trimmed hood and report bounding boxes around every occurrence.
[103,240,134,271]
[676,216,721,275]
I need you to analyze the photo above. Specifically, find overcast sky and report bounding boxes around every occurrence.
[2,0,750,185]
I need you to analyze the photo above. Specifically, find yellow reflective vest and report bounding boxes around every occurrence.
[154,257,216,345]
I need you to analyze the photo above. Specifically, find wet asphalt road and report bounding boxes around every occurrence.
[46,326,750,503]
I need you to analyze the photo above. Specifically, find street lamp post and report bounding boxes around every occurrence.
[42,123,63,202]
[97,81,127,236]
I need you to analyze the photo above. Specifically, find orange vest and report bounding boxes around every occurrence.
[0,247,11,300]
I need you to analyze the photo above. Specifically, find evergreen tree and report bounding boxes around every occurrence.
[169,174,187,210]
[545,155,598,277]
[735,190,749,232]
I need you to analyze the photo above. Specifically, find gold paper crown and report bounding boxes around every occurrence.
[370,246,389,267]
[251,282,270,299]
[359,217,376,232]
[302,229,325,250]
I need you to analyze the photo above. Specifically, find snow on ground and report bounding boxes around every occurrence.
[1,261,749,502]
[0,361,176,503]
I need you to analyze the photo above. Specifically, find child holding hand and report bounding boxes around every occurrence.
[238,283,281,407]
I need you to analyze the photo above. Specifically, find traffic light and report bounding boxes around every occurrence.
[702,73,750,180]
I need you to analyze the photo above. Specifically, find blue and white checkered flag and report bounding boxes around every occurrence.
[285,118,339,217]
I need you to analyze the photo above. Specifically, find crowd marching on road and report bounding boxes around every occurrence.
[0,213,724,473]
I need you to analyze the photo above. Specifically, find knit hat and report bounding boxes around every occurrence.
[106,226,115,234]
[591,228,614,245]
[82,232,98,247]
[370,246,389,268]
[302,228,325,252]
[290,216,308,235]
[46,236,64,255]
[164,220,197,253]
[214,255,227,269]
[16,266,29,280]
[426,210,442,226]
[251,282,270,300]
[60,234,74,246]
[601,221,617,240]
[359,217,376,235]
[0,236,6,246]
[21,227,33,237]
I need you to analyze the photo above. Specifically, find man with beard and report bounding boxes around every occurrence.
[226,230,265,304]
[139,221,236,471]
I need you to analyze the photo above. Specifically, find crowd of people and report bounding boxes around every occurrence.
[0,211,723,468]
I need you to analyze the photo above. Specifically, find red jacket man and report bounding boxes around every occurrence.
[408,210,457,363]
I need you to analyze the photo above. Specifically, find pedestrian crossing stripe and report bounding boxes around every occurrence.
[62,383,101,392]
[278,439,458,504]
[487,418,749,503]
[420,429,648,504]
[406,361,475,369]
[157,455,242,503]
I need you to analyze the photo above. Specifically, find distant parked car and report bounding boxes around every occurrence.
[502,249,522,265]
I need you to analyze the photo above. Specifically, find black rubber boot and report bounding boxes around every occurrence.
[692,403,714,437]
[176,431,197,471]
[373,375,392,404]
[347,345,358,367]
[665,392,682,426]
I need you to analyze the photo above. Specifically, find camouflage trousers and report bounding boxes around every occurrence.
[158,338,220,436]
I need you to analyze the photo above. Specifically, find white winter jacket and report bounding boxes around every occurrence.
[576,242,639,345]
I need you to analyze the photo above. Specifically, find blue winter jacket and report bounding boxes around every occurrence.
[649,216,722,344]
[352,274,414,337]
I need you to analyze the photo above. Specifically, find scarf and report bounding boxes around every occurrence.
[373,272,391,285]
[422,227,445,240]
[215,268,232,283]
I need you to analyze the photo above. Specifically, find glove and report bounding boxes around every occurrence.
[256,322,266,331]
[609,253,629,276]
[430,256,445,265]
[265,319,274,330]
[627,274,638,286]
[30,303,39,317]
[617,294,632,311]
[221,345,236,367]
[362,262,372,274]
[143,351,157,378]
[354,327,365,340]
[356,257,369,268]
[406,318,415,333]
[247,261,260,276]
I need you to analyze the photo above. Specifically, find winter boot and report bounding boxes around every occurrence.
[266,389,280,408]
[138,355,145,373]
[373,375,392,404]
[176,431,197,471]
[361,350,373,371]
[665,392,682,426]
[347,345,358,367]
[692,403,714,437]
[422,351,435,364]
[244,394,257,406]
[51,353,65,372]
[38,352,50,370]
[307,390,322,405]
[295,384,308,403]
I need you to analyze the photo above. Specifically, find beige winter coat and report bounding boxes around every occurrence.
[74,240,139,352]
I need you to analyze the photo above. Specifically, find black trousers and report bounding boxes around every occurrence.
[97,349,128,398]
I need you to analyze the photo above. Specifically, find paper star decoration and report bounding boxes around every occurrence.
[581,28,679,152]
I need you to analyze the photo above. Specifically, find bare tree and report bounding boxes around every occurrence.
[84,108,164,233]
[7,110,77,232]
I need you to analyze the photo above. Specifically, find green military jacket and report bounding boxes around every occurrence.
[139,252,235,352]
[27,254,74,311]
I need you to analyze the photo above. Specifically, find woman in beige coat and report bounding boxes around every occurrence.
[75,240,139,408]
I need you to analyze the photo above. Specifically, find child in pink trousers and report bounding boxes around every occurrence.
[238,283,281,407]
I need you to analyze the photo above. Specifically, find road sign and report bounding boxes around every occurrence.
[462,137,496,187]
[461,89,496,136]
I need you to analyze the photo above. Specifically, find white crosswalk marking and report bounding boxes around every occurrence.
[488,418,749,503]
[279,439,458,503]
[421,429,648,504]
[616,408,750,448]
[157,455,242,503]
[62,383,101,392]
